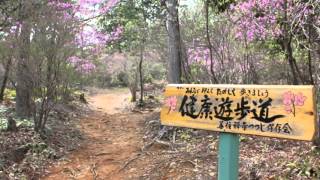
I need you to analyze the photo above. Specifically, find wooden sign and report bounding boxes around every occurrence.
[161,84,317,141]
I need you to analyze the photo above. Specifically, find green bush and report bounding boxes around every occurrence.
[0,117,7,130]
[148,63,166,80]
[4,89,16,100]
[109,71,129,87]
[0,105,8,130]
[144,73,153,84]
[16,118,34,127]
[117,71,129,86]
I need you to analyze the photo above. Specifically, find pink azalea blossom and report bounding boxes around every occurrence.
[75,25,123,47]
[231,0,318,43]
[165,96,177,112]
[282,91,294,106]
[67,56,96,74]
[285,105,292,113]
[282,91,307,116]
[187,47,217,70]
[75,0,120,19]
[294,92,307,106]
[231,0,284,42]
[44,0,120,76]
[67,56,82,65]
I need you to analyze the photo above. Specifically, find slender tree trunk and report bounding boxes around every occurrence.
[139,39,144,104]
[132,90,137,102]
[36,56,54,132]
[281,0,305,85]
[243,39,251,84]
[129,66,138,102]
[0,57,12,102]
[307,47,314,85]
[37,28,59,132]
[307,16,314,85]
[166,0,182,83]
[282,38,299,85]
[205,0,218,84]
[138,10,148,104]
[282,0,298,85]
[180,40,191,83]
[249,61,259,84]
[291,50,304,84]
[131,87,137,102]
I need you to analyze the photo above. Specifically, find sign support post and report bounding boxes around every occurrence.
[218,133,240,180]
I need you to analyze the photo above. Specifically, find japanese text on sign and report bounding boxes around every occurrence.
[161,84,317,141]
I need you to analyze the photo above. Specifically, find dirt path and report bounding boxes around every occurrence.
[44,89,149,179]
[89,89,132,114]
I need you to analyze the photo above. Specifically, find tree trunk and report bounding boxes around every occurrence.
[180,38,191,83]
[139,39,144,104]
[249,62,259,84]
[307,16,315,85]
[282,38,299,85]
[166,0,182,84]
[281,0,304,85]
[130,87,137,102]
[307,46,314,85]
[282,1,297,85]
[130,69,138,102]
[205,0,219,84]
[16,12,33,118]
[6,116,17,132]
[0,57,12,102]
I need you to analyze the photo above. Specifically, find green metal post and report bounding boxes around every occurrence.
[218,132,240,180]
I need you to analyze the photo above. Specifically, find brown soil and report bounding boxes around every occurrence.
[89,89,132,114]
[43,89,150,179]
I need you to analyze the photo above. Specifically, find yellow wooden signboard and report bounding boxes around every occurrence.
[161,84,317,141]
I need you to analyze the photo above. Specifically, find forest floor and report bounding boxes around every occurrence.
[43,88,216,179]
[42,88,320,180]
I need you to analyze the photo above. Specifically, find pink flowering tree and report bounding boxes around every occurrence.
[230,0,283,42]
[69,0,121,71]
[0,0,122,131]
[185,46,215,83]
[230,0,320,85]
[67,56,96,74]
[56,0,123,89]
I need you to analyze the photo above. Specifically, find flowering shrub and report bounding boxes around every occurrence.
[67,56,96,74]
[230,0,319,42]
[230,0,283,42]
[47,0,122,75]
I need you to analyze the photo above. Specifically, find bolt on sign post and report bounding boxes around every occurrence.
[160,84,317,180]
